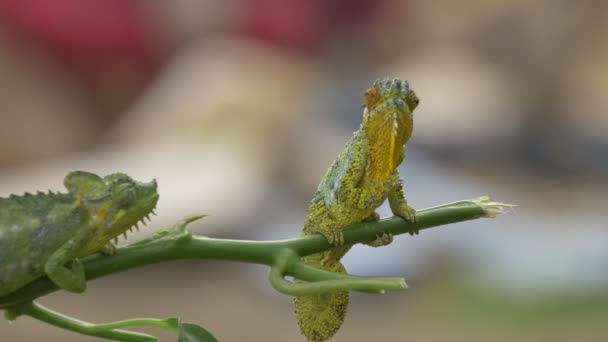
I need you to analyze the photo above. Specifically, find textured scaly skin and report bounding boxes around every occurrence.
[294,79,419,341]
[0,171,158,296]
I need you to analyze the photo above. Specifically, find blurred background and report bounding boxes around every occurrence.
[0,0,607,341]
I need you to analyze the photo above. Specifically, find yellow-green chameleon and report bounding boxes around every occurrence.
[0,171,158,296]
[294,79,419,341]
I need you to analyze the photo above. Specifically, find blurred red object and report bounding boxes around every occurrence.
[241,0,327,52]
[241,0,382,53]
[0,0,165,85]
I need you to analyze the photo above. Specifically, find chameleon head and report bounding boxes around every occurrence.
[63,171,159,254]
[100,173,159,233]
[362,78,419,173]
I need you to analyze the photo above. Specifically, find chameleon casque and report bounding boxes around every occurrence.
[294,79,419,341]
[0,171,158,297]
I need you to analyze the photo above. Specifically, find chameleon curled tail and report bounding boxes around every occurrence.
[293,254,349,342]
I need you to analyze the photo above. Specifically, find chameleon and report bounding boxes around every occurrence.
[294,78,419,341]
[0,171,158,297]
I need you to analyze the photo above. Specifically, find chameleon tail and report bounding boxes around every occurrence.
[294,256,349,342]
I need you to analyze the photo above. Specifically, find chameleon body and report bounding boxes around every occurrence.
[294,79,419,341]
[0,171,158,296]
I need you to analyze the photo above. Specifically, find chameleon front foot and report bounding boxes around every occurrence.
[46,259,87,293]
[393,204,418,235]
[101,243,117,255]
[395,204,416,223]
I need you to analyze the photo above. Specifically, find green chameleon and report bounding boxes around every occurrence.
[0,171,158,297]
[294,79,419,341]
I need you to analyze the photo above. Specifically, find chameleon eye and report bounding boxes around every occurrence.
[406,90,419,111]
[363,86,381,108]
[112,183,136,207]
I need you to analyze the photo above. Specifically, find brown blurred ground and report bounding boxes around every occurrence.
[0,1,607,341]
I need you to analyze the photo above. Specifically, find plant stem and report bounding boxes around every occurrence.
[5,301,157,342]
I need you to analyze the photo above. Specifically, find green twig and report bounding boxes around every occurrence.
[4,301,158,342]
[269,248,406,296]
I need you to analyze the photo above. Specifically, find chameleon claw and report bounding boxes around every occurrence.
[384,232,394,244]
[395,205,416,223]
[366,232,393,247]
[405,208,416,223]
[394,205,418,235]
[102,243,116,255]
[329,230,345,246]
[324,231,345,246]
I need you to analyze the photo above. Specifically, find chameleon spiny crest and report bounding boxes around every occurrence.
[294,78,419,341]
[0,171,159,296]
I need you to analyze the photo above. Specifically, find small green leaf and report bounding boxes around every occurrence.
[177,319,217,342]
[160,317,180,332]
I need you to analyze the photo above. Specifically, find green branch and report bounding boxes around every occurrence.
[4,301,214,342]
[0,196,511,308]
